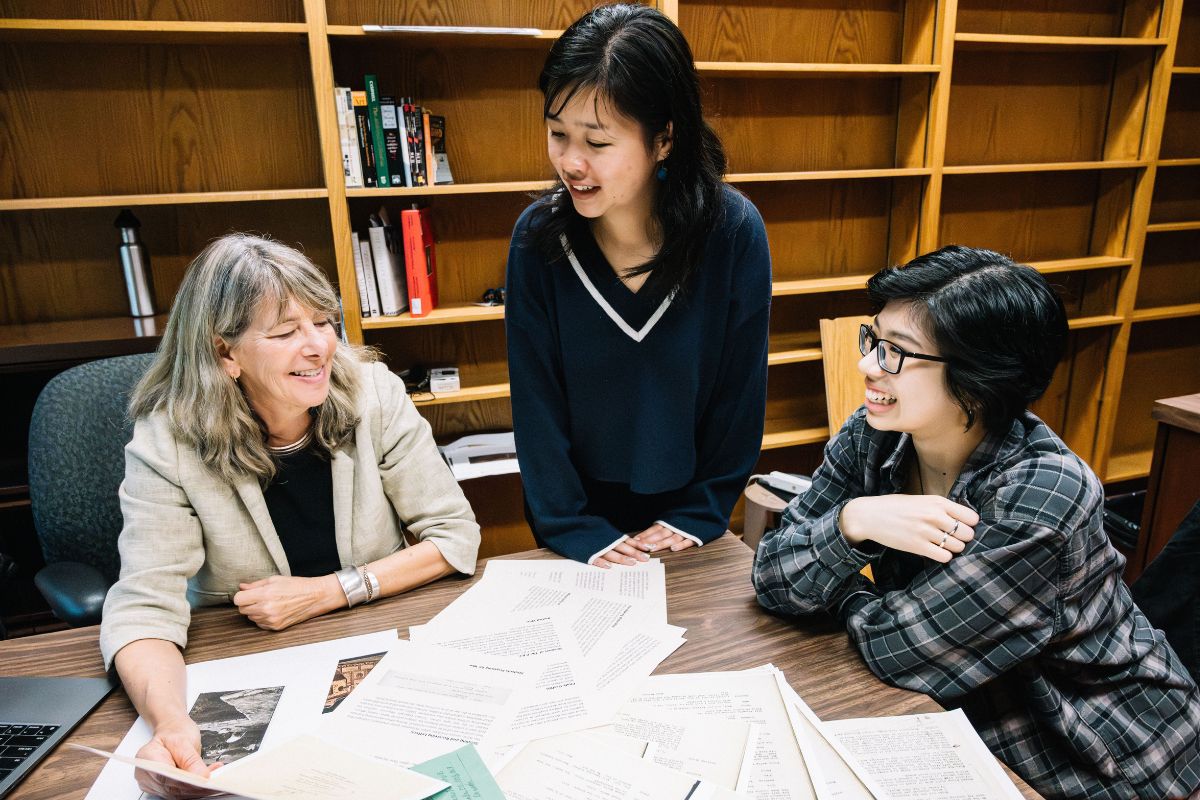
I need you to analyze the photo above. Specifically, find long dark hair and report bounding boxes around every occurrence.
[527,3,727,300]
[866,245,1069,434]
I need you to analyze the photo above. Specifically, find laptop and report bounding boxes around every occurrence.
[0,675,116,798]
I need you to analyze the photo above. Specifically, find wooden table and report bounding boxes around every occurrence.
[1127,393,1200,582]
[0,534,1039,798]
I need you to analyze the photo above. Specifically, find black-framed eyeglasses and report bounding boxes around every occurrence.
[858,324,949,375]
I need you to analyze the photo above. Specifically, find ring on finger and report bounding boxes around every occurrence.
[938,532,949,549]
[949,520,960,537]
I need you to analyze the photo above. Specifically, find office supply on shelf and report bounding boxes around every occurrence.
[113,210,154,319]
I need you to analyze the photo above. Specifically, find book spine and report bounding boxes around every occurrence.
[429,115,454,185]
[409,104,428,187]
[349,230,370,316]
[380,97,407,187]
[340,88,364,188]
[422,109,435,187]
[364,75,390,189]
[367,225,407,316]
[351,91,376,188]
[402,206,437,317]
[357,235,382,317]
[334,87,354,187]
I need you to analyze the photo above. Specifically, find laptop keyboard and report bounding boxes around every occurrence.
[0,723,58,781]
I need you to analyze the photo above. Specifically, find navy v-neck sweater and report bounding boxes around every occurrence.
[505,186,771,563]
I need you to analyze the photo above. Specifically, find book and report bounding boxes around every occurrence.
[403,100,428,187]
[334,87,363,188]
[401,205,438,318]
[380,96,407,187]
[428,115,454,185]
[355,232,382,318]
[349,231,370,316]
[364,75,391,189]
[351,90,376,188]
[367,210,408,316]
[422,109,435,187]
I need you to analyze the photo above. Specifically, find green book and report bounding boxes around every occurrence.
[363,74,390,189]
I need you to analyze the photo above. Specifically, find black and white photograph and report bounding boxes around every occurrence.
[188,686,285,764]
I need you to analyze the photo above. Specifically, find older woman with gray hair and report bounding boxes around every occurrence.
[100,234,480,796]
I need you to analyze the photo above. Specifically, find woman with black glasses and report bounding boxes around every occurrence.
[752,245,1200,800]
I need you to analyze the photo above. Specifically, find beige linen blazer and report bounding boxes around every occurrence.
[100,360,480,668]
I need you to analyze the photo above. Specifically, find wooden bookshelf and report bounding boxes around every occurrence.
[1,0,1195,542]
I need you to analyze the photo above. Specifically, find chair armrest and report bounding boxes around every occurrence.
[34,562,111,627]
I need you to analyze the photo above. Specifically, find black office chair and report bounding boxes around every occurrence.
[27,353,154,626]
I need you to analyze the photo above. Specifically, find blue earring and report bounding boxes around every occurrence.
[656,163,668,181]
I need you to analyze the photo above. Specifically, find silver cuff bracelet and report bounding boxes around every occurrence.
[336,564,369,607]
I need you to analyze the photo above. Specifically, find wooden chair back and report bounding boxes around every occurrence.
[820,315,872,433]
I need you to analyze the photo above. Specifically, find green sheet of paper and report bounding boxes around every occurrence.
[411,745,507,800]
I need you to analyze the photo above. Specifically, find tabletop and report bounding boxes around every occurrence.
[0,533,1039,798]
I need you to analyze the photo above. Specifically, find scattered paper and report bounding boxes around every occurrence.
[411,745,507,800]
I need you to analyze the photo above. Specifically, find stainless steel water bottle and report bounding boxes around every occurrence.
[115,208,155,318]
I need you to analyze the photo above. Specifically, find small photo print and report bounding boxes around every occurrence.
[323,651,387,713]
[188,686,284,764]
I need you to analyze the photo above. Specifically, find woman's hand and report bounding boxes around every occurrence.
[630,523,697,554]
[591,539,652,568]
[233,574,343,631]
[133,717,218,799]
[839,494,979,563]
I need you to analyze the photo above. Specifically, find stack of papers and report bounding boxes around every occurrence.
[79,559,1025,800]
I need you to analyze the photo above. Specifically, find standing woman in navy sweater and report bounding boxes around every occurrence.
[506,4,771,566]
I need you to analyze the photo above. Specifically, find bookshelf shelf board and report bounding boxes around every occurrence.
[942,160,1147,175]
[326,25,562,49]
[762,426,830,451]
[696,62,940,78]
[0,189,328,212]
[1172,67,1200,74]
[1067,315,1124,330]
[360,304,505,329]
[1026,256,1135,274]
[1156,158,1200,167]
[1105,451,1152,483]
[0,19,309,44]
[1130,304,1200,323]
[412,383,511,407]
[0,315,169,367]
[768,348,824,367]
[1146,221,1200,233]
[727,168,932,184]
[345,180,554,199]
[954,33,1168,50]
[773,275,871,296]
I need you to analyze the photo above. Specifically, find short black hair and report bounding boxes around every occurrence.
[527,3,727,301]
[866,245,1069,434]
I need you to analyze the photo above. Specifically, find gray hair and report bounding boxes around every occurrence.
[129,233,376,484]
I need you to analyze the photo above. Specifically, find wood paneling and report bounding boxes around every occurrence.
[678,0,910,64]
[0,200,335,324]
[939,171,1135,261]
[1110,317,1200,466]
[0,42,322,200]
[1160,75,1200,159]
[1138,231,1200,308]
[368,319,508,392]
[740,179,921,282]
[1177,1,1200,66]
[955,0,1160,38]
[1030,328,1113,464]
[0,1,302,22]
[704,76,922,172]
[764,360,828,437]
[946,50,1151,165]
[324,0,594,29]
[1149,165,1200,222]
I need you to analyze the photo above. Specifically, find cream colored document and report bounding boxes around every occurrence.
[594,707,753,789]
[622,669,816,800]
[322,640,532,768]
[85,629,400,800]
[778,683,875,800]
[496,730,737,800]
[71,735,447,800]
[820,709,1023,800]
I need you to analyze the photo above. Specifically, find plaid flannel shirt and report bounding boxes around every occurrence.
[753,410,1200,800]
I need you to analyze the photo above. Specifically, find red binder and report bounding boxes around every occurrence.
[401,205,438,317]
